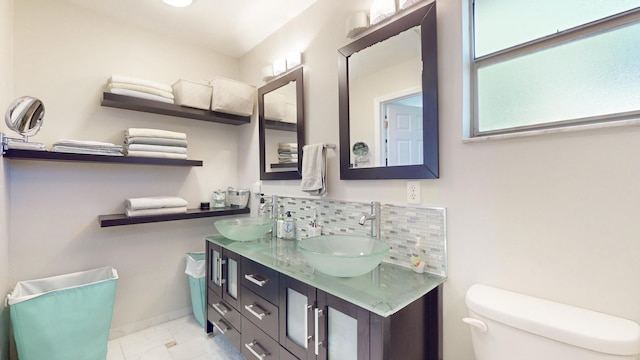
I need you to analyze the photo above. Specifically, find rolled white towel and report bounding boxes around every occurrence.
[109,74,173,93]
[126,196,188,211]
[126,206,188,218]
[125,128,187,140]
[126,144,187,154]
[108,82,174,99]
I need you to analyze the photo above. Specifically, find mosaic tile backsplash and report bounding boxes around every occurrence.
[265,196,446,277]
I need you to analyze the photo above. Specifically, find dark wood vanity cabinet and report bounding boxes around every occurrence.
[206,241,442,360]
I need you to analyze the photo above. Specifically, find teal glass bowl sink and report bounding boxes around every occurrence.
[298,235,390,277]
[214,217,273,241]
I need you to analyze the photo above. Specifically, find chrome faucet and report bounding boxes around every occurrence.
[359,201,380,239]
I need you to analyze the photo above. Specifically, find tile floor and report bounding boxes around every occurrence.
[106,315,245,360]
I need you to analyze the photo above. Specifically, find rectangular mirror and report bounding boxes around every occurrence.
[259,67,305,180]
[339,3,438,179]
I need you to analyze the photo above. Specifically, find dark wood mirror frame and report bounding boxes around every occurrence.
[259,67,305,180]
[338,3,438,180]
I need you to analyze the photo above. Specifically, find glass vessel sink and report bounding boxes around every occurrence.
[298,235,390,277]
[214,217,273,241]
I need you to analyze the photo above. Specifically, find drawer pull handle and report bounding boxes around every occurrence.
[245,303,267,320]
[212,302,229,316]
[244,274,268,287]
[315,308,324,355]
[212,319,230,335]
[245,341,269,360]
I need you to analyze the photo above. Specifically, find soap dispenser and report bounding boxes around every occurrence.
[276,205,285,238]
[283,211,295,240]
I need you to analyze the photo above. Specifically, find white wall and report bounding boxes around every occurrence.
[240,0,640,359]
[10,0,242,332]
[0,0,13,357]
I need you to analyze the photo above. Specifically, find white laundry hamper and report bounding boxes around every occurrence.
[185,252,206,327]
[7,266,118,360]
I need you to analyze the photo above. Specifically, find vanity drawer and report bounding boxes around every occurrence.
[207,306,241,351]
[241,258,279,305]
[208,289,241,331]
[241,317,280,360]
[241,287,279,338]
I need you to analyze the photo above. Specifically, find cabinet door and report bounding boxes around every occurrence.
[279,275,316,360]
[207,242,223,297]
[222,249,241,310]
[317,290,370,360]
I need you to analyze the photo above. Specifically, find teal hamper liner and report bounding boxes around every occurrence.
[185,252,206,327]
[7,266,118,360]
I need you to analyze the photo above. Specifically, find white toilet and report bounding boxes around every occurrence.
[464,284,640,360]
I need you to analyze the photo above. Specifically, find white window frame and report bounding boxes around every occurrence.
[471,3,640,138]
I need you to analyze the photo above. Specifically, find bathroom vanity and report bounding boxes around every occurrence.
[205,236,444,360]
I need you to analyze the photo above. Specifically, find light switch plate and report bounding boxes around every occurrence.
[407,181,421,205]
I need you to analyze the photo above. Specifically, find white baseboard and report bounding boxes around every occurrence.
[108,307,192,340]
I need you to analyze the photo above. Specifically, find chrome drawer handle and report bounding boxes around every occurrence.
[212,302,229,316]
[245,303,267,320]
[244,274,267,287]
[315,308,323,355]
[245,341,269,360]
[212,319,230,335]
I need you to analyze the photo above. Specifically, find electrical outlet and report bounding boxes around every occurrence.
[407,181,421,205]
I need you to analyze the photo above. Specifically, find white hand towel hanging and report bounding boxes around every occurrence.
[301,144,327,197]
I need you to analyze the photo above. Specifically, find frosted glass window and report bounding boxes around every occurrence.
[477,21,640,133]
[327,307,357,360]
[286,288,308,348]
[472,1,640,136]
[475,0,640,57]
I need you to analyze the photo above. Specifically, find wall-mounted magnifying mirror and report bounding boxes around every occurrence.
[339,3,438,179]
[5,96,45,140]
[259,67,304,180]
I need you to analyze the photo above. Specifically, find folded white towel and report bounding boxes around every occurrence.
[109,88,174,104]
[301,144,327,197]
[108,82,174,100]
[125,128,187,140]
[109,74,173,93]
[53,140,122,150]
[6,140,46,151]
[125,150,188,159]
[125,206,188,218]
[126,196,188,211]
[124,137,188,147]
[126,144,187,154]
[51,146,123,156]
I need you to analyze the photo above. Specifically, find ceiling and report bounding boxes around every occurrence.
[63,0,317,58]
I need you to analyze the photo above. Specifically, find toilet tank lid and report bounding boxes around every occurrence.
[466,284,640,356]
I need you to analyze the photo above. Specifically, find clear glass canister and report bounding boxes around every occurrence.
[212,190,226,208]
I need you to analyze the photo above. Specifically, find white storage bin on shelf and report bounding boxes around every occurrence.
[172,79,212,110]
[210,77,256,116]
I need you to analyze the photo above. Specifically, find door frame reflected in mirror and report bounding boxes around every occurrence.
[258,66,305,180]
[338,3,438,180]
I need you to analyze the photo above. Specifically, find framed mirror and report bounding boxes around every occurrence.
[259,67,305,180]
[339,3,438,179]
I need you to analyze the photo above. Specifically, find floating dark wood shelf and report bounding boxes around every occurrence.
[265,119,296,132]
[270,163,298,169]
[3,149,203,166]
[99,207,250,227]
[101,92,251,125]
